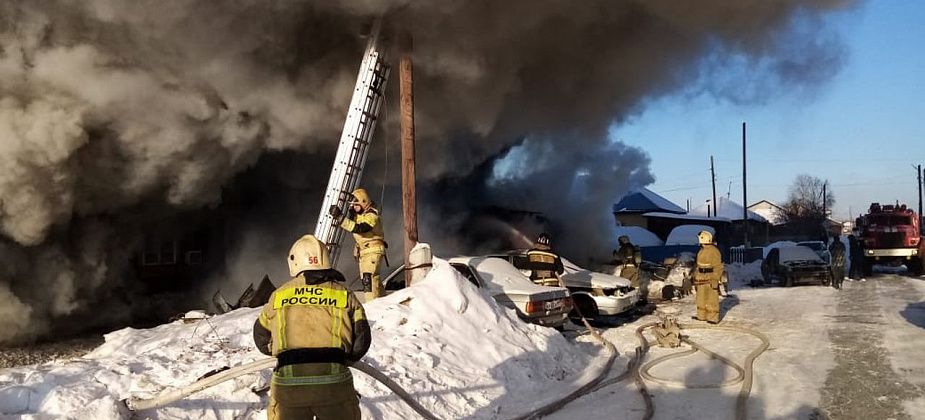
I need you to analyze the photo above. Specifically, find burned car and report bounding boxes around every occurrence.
[383,257,573,328]
[489,251,640,318]
[761,245,832,287]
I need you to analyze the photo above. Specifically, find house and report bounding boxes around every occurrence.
[747,200,785,225]
[612,187,686,228]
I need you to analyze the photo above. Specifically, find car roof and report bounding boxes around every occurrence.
[778,245,825,262]
[447,256,569,296]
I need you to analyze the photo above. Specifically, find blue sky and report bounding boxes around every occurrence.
[610,0,925,221]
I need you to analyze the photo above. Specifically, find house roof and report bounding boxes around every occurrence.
[613,188,686,214]
[689,197,768,222]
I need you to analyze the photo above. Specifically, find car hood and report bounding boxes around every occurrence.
[561,269,630,289]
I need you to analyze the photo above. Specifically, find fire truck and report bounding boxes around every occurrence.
[856,202,924,276]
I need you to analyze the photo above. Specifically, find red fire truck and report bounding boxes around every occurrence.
[856,203,923,276]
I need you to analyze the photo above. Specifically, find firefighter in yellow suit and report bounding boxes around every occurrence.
[526,233,565,287]
[329,188,386,297]
[693,230,723,324]
[253,235,371,420]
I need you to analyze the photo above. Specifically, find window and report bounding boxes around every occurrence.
[451,263,480,287]
[186,250,203,265]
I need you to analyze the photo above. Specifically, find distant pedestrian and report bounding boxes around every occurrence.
[828,235,846,289]
[848,234,863,279]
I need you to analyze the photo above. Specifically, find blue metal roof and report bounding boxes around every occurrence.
[613,188,686,214]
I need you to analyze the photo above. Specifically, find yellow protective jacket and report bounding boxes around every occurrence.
[693,244,724,287]
[253,270,371,386]
[340,207,385,258]
[525,244,565,281]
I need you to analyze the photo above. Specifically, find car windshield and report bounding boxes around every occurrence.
[780,246,824,263]
[797,242,824,251]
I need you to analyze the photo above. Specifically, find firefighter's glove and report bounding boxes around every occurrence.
[328,205,342,218]
[328,205,347,225]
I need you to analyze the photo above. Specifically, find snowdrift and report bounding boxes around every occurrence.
[0,258,602,419]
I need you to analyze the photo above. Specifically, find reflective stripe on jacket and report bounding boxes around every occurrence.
[526,246,564,281]
[256,274,368,386]
[694,244,724,285]
[340,208,385,257]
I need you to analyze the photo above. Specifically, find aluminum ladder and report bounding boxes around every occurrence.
[314,22,390,266]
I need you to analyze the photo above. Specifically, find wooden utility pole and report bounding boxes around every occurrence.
[399,32,418,287]
[822,181,827,218]
[742,122,749,247]
[710,155,717,217]
[917,164,922,220]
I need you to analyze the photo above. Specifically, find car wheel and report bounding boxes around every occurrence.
[569,295,599,321]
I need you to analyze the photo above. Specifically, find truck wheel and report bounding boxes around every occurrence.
[910,258,924,276]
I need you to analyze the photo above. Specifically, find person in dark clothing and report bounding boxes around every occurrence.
[828,235,846,289]
[848,234,863,279]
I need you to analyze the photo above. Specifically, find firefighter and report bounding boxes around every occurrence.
[828,234,846,289]
[614,235,640,288]
[525,233,565,287]
[329,188,386,297]
[692,230,723,324]
[253,234,371,420]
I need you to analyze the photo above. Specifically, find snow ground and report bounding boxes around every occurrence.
[0,259,604,420]
[2,260,924,420]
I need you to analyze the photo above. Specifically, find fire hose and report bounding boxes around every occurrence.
[579,321,770,420]
[123,286,619,420]
[123,311,767,420]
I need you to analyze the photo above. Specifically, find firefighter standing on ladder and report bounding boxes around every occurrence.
[253,234,371,420]
[329,188,386,297]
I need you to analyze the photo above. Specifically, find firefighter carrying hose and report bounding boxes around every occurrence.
[253,234,371,420]
[525,233,565,287]
[692,230,723,324]
[329,188,386,297]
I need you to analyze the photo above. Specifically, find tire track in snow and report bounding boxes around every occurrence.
[816,278,918,419]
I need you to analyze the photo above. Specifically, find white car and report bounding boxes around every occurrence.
[382,257,573,328]
[488,251,640,318]
[559,258,640,317]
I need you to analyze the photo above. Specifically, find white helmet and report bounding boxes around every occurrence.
[697,230,713,245]
[288,235,331,276]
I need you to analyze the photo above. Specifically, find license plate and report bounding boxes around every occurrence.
[544,300,563,310]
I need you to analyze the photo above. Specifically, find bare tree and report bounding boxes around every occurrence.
[778,174,835,223]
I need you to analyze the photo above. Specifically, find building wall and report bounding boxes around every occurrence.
[614,213,649,229]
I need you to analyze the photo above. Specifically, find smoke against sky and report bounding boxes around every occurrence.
[0,0,855,343]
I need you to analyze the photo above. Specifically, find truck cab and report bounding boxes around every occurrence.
[857,203,922,275]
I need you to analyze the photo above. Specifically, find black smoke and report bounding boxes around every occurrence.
[0,0,856,343]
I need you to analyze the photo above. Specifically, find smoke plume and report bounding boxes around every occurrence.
[0,0,854,343]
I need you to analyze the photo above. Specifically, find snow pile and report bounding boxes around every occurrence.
[763,240,798,258]
[725,261,764,287]
[665,225,714,245]
[0,258,601,419]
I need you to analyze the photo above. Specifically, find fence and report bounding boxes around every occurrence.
[729,247,765,264]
